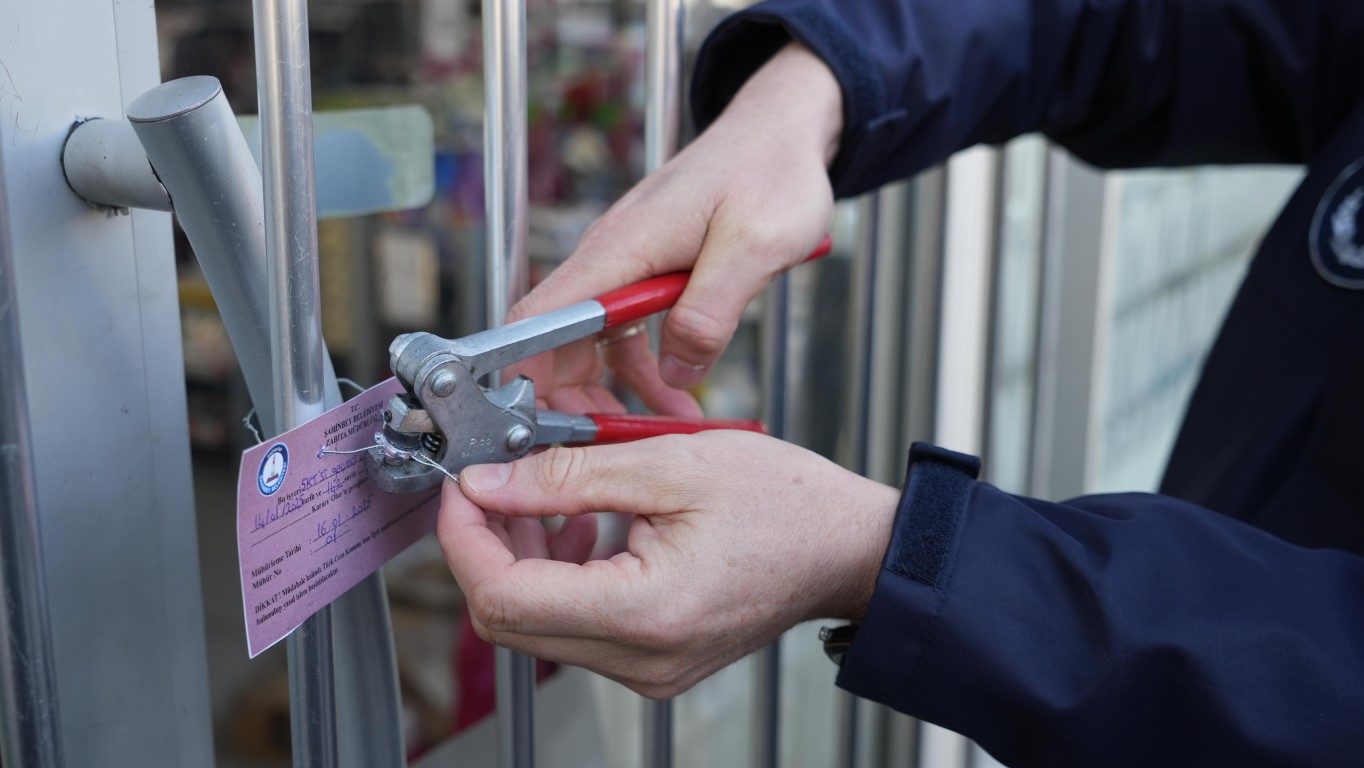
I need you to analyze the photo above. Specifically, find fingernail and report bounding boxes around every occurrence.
[661,355,707,389]
[461,463,511,494]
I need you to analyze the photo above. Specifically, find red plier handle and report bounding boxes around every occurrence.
[553,233,832,443]
[595,233,833,329]
[534,411,767,445]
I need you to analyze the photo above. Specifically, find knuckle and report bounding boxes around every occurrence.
[629,661,689,700]
[736,218,783,251]
[632,663,678,693]
[536,446,591,496]
[666,304,735,357]
[620,245,659,285]
[628,606,690,654]
[720,215,793,264]
[470,584,518,635]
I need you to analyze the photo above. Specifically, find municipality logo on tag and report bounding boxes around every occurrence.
[1311,158,1364,289]
[257,444,289,496]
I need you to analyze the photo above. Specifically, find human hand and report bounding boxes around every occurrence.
[507,42,844,416]
[437,431,897,699]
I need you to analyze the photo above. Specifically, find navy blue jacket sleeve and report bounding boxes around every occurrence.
[838,444,1364,766]
[691,0,1364,198]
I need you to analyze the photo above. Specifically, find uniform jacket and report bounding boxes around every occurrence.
[692,1,1364,764]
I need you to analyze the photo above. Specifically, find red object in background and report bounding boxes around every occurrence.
[452,611,558,734]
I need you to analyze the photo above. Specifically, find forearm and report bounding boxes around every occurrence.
[694,0,1364,197]
[842,444,1364,766]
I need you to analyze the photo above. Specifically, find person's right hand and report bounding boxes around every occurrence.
[507,41,845,416]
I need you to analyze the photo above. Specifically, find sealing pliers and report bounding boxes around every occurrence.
[364,236,832,494]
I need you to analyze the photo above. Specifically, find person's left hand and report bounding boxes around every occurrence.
[437,430,898,699]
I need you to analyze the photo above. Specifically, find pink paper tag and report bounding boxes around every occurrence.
[236,377,440,657]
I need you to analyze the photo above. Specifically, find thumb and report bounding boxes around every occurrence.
[458,442,698,519]
[657,231,800,389]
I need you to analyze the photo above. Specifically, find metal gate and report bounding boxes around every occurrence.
[1,1,1292,767]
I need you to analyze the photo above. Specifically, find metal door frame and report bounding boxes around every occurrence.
[0,1,212,764]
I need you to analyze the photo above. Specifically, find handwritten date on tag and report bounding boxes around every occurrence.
[236,377,440,657]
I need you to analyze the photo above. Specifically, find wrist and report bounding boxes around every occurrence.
[714,41,844,168]
[814,477,898,622]
[845,482,898,620]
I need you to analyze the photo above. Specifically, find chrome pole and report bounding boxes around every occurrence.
[0,155,64,768]
[642,0,684,764]
[643,700,674,768]
[484,1,535,766]
[838,192,887,768]
[753,272,790,768]
[484,0,530,326]
[645,0,684,172]
[252,1,336,766]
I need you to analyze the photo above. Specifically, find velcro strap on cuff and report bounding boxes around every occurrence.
[885,443,980,589]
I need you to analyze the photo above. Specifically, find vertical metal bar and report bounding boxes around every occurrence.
[836,655,863,768]
[981,137,1050,497]
[330,578,407,768]
[978,149,1011,486]
[645,0,684,172]
[642,699,675,768]
[983,152,1016,483]
[935,148,997,457]
[643,1,684,763]
[494,648,536,768]
[761,277,793,442]
[0,157,64,768]
[751,641,783,767]
[252,1,337,766]
[484,1,535,766]
[903,170,948,450]
[1029,150,1108,500]
[752,272,790,768]
[484,0,531,327]
[848,194,883,474]
[865,180,915,485]
[862,180,919,767]
[896,169,949,768]
[836,192,884,768]
[255,0,326,429]
[926,147,1001,768]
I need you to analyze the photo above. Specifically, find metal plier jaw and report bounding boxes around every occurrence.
[363,234,833,494]
[365,300,606,494]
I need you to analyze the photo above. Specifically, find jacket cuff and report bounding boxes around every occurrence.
[690,0,903,198]
[836,442,979,703]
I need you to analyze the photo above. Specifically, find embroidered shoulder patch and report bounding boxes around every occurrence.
[1311,158,1364,289]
